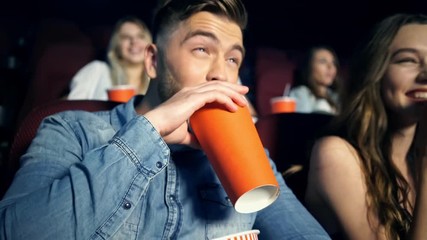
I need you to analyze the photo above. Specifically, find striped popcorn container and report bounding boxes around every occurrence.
[212,230,260,240]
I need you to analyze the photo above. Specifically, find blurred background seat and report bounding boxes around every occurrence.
[83,24,113,60]
[28,18,91,71]
[255,112,334,202]
[18,42,95,125]
[254,47,298,118]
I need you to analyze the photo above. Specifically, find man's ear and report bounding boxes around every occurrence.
[144,43,157,79]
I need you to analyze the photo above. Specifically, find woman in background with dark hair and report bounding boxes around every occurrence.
[289,46,341,114]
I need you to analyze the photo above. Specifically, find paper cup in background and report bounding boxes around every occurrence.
[190,103,280,213]
[212,229,260,240]
[107,85,136,103]
[270,96,296,113]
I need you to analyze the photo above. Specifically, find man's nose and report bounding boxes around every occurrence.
[207,58,227,81]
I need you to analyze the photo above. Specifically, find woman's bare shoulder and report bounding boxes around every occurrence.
[310,136,360,168]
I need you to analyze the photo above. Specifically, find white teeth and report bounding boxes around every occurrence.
[414,92,427,99]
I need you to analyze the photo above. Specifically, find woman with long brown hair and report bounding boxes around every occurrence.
[289,45,342,114]
[305,13,427,239]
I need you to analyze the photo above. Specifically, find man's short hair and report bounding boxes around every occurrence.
[153,0,247,45]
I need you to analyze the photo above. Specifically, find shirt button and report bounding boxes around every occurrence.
[169,195,175,201]
[123,201,132,210]
[156,161,163,168]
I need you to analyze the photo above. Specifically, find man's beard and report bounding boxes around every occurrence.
[157,56,182,102]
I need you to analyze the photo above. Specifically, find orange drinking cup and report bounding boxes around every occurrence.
[107,85,136,103]
[270,96,296,113]
[190,103,280,213]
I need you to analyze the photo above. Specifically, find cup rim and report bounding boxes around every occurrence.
[107,84,136,91]
[270,96,296,103]
[212,229,260,240]
[234,185,280,213]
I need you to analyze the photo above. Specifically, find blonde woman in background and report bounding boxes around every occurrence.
[68,16,152,100]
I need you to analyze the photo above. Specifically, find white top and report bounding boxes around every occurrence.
[68,60,112,100]
[289,85,338,114]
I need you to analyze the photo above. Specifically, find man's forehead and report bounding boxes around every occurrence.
[182,12,243,43]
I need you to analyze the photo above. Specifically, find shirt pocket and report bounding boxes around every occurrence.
[109,222,138,240]
[199,183,255,239]
[109,200,143,240]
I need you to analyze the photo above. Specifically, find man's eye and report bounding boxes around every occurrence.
[195,48,206,52]
[228,58,239,65]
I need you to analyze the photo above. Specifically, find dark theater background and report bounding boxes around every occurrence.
[4,0,427,54]
[1,0,427,195]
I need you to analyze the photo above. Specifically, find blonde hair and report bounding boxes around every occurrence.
[107,16,152,90]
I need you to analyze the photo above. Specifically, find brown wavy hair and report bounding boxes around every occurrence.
[331,13,427,239]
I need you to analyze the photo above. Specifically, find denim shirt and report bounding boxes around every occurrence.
[0,97,330,240]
